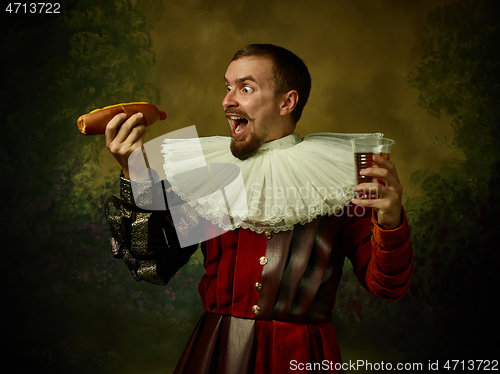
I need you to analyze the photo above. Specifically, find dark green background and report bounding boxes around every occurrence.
[1,0,498,372]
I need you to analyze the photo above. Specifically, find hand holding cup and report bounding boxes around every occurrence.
[351,137,403,230]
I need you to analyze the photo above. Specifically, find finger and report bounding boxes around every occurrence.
[351,196,382,208]
[106,114,146,164]
[354,182,387,200]
[105,113,127,146]
[111,112,145,145]
[120,121,147,150]
[359,166,399,188]
[373,155,400,183]
[354,178,402,200]
[356,178,401,197]
[351,187,396,210]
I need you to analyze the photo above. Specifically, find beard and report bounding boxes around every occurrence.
[230,130,267,160]
[230,122,269,161]
[226,108,271,160]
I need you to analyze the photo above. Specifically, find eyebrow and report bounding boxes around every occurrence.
[224,75,258,85]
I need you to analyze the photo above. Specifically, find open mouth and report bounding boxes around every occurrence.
[228,116,249,138]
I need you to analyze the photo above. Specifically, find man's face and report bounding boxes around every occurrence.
[223,57,285,160]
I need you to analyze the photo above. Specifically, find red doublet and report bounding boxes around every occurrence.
[174,205,413,374]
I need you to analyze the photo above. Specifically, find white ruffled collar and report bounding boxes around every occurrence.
[162,132,382,233]
[257,133,302,151]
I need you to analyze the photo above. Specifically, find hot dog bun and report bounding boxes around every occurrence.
[77,102,167,135]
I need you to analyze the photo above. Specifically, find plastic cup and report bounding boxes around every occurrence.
[351,137,395,199]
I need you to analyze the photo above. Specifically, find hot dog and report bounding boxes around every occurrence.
[77,102,167,135]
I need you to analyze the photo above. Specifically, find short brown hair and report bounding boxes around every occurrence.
[232,44,311,124]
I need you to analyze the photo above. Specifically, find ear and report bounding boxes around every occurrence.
[279,90,299,116]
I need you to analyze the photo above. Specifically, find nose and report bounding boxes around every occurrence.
[222,89,237,110]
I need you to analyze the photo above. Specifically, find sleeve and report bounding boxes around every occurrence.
[341,205,414,301]
[104,171,200,285]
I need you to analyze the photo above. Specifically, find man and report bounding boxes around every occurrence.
[105,44,413,373]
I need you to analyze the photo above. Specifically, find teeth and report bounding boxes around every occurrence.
[228,116,247,135]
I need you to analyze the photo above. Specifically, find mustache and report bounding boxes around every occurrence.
[224,109,253,121]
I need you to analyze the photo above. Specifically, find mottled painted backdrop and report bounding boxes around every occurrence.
[1,0,498,373]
